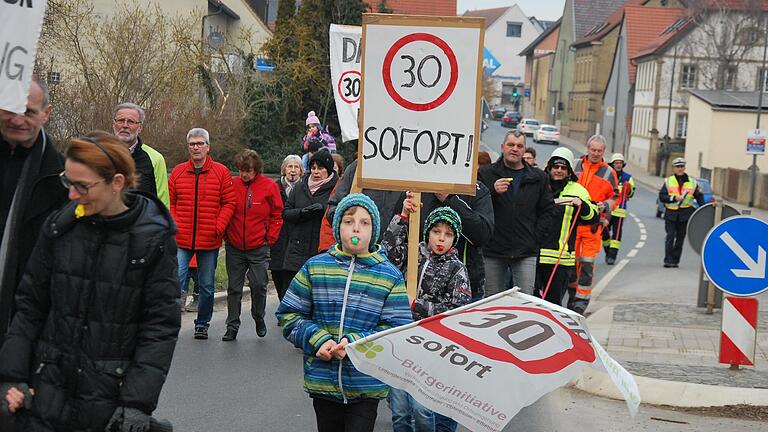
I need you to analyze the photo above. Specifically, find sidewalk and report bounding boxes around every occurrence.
[558,135,768,407]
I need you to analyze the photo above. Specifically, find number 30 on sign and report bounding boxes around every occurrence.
[357,14,485,195]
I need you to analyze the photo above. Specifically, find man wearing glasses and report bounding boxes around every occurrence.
[169,128,236,340]
[0,77,68,431]
[112,102,170,207]
[478,129,554,296]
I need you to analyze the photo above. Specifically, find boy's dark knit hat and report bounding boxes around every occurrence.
[309,148,334,174]
[332,193,381,251]
[307,135,326,153]
[424,207,462,248]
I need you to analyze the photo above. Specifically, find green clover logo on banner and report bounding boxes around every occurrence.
[355,341,384,359]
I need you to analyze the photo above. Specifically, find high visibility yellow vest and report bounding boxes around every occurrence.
[664,176,697,210]
[539,181,597,266]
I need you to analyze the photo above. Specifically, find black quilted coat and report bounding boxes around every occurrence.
[0,193,180,431]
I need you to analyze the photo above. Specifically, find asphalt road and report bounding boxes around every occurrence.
[154,120,765,431]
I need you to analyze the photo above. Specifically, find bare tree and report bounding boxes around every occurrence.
[681,0,764,90]
[36,0,258,166]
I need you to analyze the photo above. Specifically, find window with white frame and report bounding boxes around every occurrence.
[680,64,696,88]
[758,67,768,92]
[676,113,688,138]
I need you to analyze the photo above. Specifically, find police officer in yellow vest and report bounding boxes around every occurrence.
[602,153,635,265]
[658,157,705,268]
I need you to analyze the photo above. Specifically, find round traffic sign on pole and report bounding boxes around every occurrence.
[686,202,739,255]
[702,216,768,297]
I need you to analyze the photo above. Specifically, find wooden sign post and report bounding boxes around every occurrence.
[357,14,484,299]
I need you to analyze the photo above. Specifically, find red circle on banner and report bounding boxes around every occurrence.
[337,70,362,104]
[381,33,459,112]
[419,306,596,374]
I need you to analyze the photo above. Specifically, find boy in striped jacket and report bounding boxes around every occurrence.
[276,193,412,432]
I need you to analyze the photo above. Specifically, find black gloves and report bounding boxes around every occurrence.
[301,203,324,216]
[0,382,33,415]
[105,406,150,432]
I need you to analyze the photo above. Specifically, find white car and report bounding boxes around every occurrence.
[533,124,560,144]
[518,118,540,136]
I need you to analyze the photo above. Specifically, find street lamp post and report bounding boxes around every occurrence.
[749,13,768,208]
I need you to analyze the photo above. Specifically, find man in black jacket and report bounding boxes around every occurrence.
[479,130,554,296]
[0,77,68,431]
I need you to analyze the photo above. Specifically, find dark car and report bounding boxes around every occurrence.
[492,106,507,119]
[501,111,521,128]
[655,177,716,218]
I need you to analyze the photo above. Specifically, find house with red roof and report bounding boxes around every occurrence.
[600,5,686,157]
[627,1,768,175]
[462,5,546,109]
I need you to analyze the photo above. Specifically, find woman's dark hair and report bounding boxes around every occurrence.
[233,149,263,174]
[66,130,137,188]
[477,151,491,166]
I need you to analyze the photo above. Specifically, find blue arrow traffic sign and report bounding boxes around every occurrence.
[702,216,768,297]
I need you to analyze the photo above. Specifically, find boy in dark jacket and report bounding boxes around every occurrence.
[276,194,411,432]
[382,196,471,432]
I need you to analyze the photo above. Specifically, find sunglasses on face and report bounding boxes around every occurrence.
[59,172,104,195]
[551,164,569,171]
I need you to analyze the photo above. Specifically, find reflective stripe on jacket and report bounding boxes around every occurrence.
[611,171,635,218]
[539,181,598,266]
[664,175,698,210]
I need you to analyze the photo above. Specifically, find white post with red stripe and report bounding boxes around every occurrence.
[719,297,758,366]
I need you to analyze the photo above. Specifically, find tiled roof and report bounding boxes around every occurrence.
[624,6,686,83]
[689,89,768,110]
[519,19,561,56]
[462,6,508,28]
[572,0,629,39]
[574,0,647,46]
[368,0,457,16]
[631,14,694,60]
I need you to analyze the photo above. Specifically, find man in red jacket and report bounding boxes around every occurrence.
[169,128,236,340]
[222,150,283,341]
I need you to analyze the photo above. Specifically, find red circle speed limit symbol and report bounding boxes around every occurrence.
[382,33,459,112]
[338,70,362,104]
[420,306,596,374]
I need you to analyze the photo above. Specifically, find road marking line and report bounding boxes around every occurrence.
[627,249,639,258]
[591,258,630,300]
[635,241,645,248]
[640,234,647,241]
[638,223,646,230]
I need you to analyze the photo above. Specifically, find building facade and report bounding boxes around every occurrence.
[463,5,543,109]
[519,20,561,119]
[628,6,767,175]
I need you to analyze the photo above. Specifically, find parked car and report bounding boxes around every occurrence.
[518,118,541,136]
[533,124,560,144]
[492,106,507,120]
[655,177,716,218]
[501,111,521,128]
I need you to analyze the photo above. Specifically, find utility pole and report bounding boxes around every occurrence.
[611,34,623,153]
[555,38,566,127]
[660,45,678,177]
[749,12,768,208]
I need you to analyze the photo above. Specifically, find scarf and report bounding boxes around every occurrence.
[308,172,335,195]
[282,176,300,197]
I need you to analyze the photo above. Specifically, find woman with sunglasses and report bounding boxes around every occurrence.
[0,131,180,432]
[535,147,598,306]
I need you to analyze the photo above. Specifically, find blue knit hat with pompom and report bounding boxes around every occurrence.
[332,193,381,251]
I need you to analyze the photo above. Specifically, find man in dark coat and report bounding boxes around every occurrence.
[0,77,68,432]
[478,130,554,296]
[0,78,67,339]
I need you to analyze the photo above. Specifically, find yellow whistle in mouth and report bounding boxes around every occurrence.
[74,204,85,219]
[351,237,359,245]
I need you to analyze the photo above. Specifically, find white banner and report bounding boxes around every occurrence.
[329,24,362,143]
[347,291,640,432]
[0,0,47,114]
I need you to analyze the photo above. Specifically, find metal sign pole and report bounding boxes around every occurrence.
[706,199,724,314]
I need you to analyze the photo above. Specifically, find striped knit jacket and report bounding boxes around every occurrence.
[275,244,412,402]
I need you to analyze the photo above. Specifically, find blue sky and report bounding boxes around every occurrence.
[457,0,566,21]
